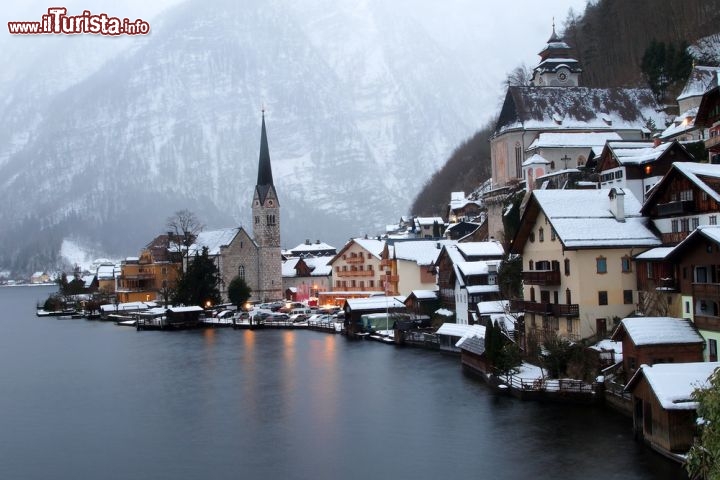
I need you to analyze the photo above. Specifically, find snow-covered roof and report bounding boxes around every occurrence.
[437,323,481,337]
[289,240,336,254]
[189,228,239,256]
[455,241,505,259]
[352,238,385,258]
[456,333,486,355]
[531,189,661,249]
[634,247,675,261]
[435,308,454,317]
[409,289,438,300]
[168,305,205,313]
[522,153,550,166]
[677,66,720,101]
[345,296,405,311]
[527,132,622,150]
[393,240,443,265]
[627,362,720,410]
[496,86,666,135]
[660,107,699,140]
[615,317,703,346]
[477,300,509,315]
[671,162,720,204]
[465,284,500,294]
[608,141,673,165]
[415,216,444,227]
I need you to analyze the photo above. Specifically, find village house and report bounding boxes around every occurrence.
[611,316,705,379]
[404,290,440,318]
[282,255,333,304]
[510,188,661,345]
[325,237,385,305]
[447,191,483,223]
[664,225,720,361]
[435,240,505,324]
[625,362,719,459]
[660,65,719,142]
[696,83,720,164]
[414,216,446,239]
[116,233,182,303]
[596,140,695,203]
[380,240,441,296]
[342,296,406,336]
[640,162,720,246]
[286,239,337,258]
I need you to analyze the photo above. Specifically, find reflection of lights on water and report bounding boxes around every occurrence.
[203,328,216,344]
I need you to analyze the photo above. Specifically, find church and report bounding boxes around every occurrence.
[195,112,283,303]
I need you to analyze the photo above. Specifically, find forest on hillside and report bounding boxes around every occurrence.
[410,0,720,217]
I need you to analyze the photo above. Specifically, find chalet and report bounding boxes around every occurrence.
[596,140,695,203]
[380,240,440,296]
[116,234,182,303]
[286,239,337,258]
[640,162,720,246]
[625,362,719,459]
[282,256,333,304]
[404,290,439,318]
[435,241,505,324]
[414,217,446,239]
[632,247,681,318]
[510,188,661,344]
[695,84,720,163]
[665,225,720,361]
[327,237,386,302]
[447,191,483,223]
[610,317,704,378]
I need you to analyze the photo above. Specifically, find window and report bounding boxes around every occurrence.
[621,256,632,273]
[539,228,544,242]
[598,291,608,305]
[550,229,556,241]
[238,265,245,280]
[692,217,699,230]
[530,287,536,302]
[711,215,718,226]
[254,216,260,225]
[710,339,718,362]
[681,218,690,232]
[514,142,522,177]
[564,259,570,276]
[596,256,607,274]
[553,291,559,304]
[623,290,633,304]
[369,280,374,288]
[528,260,534,270]
[680,189,693,201]
[529,232,535,243]
[266,214,276,225]
[671,219,679,233]
[685,301,691,314]
[565,288,571,304]
[540,290,550,304]
[566,318,573,333]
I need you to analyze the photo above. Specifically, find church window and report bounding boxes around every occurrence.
[238,266,245,280]
[514,142,522,178]
[254,216,259,224]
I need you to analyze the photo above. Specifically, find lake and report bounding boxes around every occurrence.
[0,285,686,480]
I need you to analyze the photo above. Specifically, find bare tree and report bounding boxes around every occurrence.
[166,209,204,273]
[505,63,532,87]
[637,289,671,317]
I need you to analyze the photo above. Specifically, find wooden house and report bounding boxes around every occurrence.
[625,362,719,459]
[342,296,406,336]
[665,225,720,361]
[695,84,720,163]
[610,317,704,378]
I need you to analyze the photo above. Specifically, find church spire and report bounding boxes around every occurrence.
[257,109,274,188]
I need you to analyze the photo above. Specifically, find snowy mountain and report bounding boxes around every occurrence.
[0,0,525,274]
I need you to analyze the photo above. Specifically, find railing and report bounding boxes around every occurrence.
[510,300,579,317]
[692,282,720,298]
[522,270,561,286]
[501,373,598,394]
[661,231,690,245]
[656,200,695,216]
[694,314,720,331]
[346,256,364,264]
[705,135,720,150]
[336,270,375,277]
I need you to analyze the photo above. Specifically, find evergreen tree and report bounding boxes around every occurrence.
[686,367,720,480]
[172,246,222,307]
[227,276,252,309]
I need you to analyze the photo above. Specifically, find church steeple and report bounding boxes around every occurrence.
[255,110,276,205]
[530,22,582,87]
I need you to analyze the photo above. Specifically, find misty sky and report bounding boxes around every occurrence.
[2,0,588,122]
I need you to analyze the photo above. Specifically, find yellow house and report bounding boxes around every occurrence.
[327,237,385,304]
[510,188,661,344]
[380,240,441,296]
[116,234,182,303]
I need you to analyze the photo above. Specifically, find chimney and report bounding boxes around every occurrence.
[609,188,625,222]
[652,134,661,147]
[305,239,310,245]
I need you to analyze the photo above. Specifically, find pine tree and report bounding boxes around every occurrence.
[227,276,252,309]
[686,367,720,480]
[172,246,222,307]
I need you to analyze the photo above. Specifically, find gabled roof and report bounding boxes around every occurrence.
[407,289,438,301]
[666,225,720,262]
[527,132,622,150]
[189,228,240,256]
[511,189,660,252]
[641,162,720,214]
[659,107,699,140]
[625,362,719,410]
[677,66,720,101]
[611,317,704,346]
[345,296,406,312]
[494,86,665,136]
[329,237,385,265]
[392,240,444,266]
[695,85,720,128]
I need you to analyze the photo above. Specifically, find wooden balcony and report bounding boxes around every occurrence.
[661,231,690,246]
[345,256,364,264]
[380,259,391,268]
[656,200,695,216]
[528,327,580,343]
[522,270,560,286]
[705,135,720,150]
[694,314,720,332]
[511,300,579,317]
[336,270,375,277]
[692,282,720,299]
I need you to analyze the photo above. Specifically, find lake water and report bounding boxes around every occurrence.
[0,285,686,480]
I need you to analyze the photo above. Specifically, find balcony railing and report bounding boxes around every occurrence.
[336,270,375,277]
[511,300,579,317]
[656,200,695,216]
[522,270,561,286]
[694,314,720,331]
[661,231,690,246]
[705,135,720,150]
[345,256,365,264]
[692,282,720,299]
